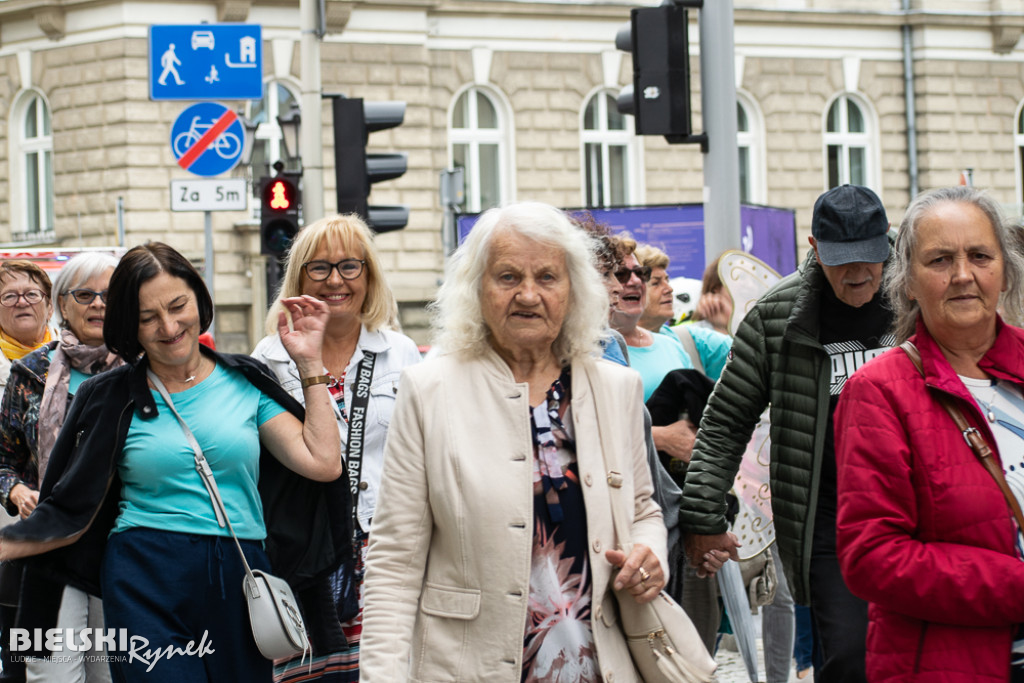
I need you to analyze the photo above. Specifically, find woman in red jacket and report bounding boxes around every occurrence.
[835,185,1024,682]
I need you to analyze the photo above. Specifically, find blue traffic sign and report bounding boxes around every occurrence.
[150,24,263,101]
[171,102,245,177]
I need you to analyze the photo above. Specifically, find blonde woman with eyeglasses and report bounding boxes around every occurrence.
[252,214,420,683]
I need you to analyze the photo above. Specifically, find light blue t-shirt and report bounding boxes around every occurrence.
[661,324,733,382]
[629,325,733,402]
[113,363,286,539]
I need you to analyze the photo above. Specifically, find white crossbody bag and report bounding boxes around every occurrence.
[148,370,311,662]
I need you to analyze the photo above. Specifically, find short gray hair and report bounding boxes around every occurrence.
[431,201,608,363]
[54,252,120,325]
[885,186,1024,342]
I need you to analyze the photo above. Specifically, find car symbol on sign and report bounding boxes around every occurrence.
[191,30,215,50]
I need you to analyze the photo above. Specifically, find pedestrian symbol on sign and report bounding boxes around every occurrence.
[158,44,184,86]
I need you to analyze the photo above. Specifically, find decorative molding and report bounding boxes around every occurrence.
[471,46,492,85]
[216,0,251,23]
[17,51,31,89]
[601,49,621,89]
[990,0,1024,53]
[324,0,353,34]
[34,5,64,40]
[842,55,860,92]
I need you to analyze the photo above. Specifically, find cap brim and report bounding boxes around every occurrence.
[816,233,889,266]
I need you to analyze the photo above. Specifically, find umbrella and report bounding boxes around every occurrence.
[718,560,759,682]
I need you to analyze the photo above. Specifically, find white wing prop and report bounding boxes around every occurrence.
[718,251,782,560]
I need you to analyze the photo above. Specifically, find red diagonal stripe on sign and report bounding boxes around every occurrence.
[177,109,238,170]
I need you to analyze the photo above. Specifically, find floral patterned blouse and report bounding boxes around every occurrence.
[522,367,601,682]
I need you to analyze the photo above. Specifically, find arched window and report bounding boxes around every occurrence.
[581,90,637,208]
[1014,102,1024,214]
[736,93,765,204]
[247,80,299,181]
[449,87,509,212]
[12,91,54,238]
[824,94,874,189]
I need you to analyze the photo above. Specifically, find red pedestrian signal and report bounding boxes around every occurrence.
[263,178,297,213]
[259,175,301,256]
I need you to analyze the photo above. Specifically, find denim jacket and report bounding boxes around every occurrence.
[252,326,420,532]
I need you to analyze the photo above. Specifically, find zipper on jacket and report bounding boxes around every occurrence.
[913,621,928,673]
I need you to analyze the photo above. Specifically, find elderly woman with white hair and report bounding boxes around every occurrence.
[0,251,122,682]
[359,201,667,682]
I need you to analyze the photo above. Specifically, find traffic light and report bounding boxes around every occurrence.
[616,4,692,140]
[332,96,410,233]
[259,173,301,257]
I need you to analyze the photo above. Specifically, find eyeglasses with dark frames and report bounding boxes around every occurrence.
[0,289,45,307]
[65,289,108,305]
[612,265,653,285]
[302,259,366,282]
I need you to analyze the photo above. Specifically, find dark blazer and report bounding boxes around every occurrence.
[0,346,352,654]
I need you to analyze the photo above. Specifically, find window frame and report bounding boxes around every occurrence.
[8,89,55,242]
[448,85,514,213]
[579,88,641,208]
[246,78,301,182]
[736,90,766,205]
[822,92,879,191]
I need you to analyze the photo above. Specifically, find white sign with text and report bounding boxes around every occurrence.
[171,178,247,212]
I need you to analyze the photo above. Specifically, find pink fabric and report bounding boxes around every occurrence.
[37,328,121,478]
[835,316,1024,683]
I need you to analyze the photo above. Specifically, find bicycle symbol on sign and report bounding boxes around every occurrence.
[173,116,241,159]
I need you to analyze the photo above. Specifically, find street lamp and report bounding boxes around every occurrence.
[277,104,302,169]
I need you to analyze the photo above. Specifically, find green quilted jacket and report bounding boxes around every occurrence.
[680,250,834,606]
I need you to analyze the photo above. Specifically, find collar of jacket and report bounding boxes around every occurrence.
[9,340,58,386]
[127,344,304,420]
[469,343,594,405]
[911,314,1024,402]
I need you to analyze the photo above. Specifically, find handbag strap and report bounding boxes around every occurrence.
[583,365,636,555]
[899,341,1024,533]
[147,370,262,594]
[344,350,376,544]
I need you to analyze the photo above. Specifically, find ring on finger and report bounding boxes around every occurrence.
[638,566,651,582]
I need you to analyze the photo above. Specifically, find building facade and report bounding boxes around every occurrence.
[0,0,1022,349]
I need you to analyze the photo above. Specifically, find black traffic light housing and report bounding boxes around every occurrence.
[616,3,704,147]
[332,96,410,233]
[259,172,301,257]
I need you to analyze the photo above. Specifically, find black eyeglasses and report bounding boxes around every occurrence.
[65,289,108,305]
[302,259,366,282]
[0,289,45,307]
[612,265,652,285]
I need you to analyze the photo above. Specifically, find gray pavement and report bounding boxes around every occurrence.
[709,613,811,683]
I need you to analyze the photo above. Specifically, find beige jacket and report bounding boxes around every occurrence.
[361,349,666,682]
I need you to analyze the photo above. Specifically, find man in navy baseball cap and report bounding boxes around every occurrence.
[682,183,894,683]
[809,184,890,307]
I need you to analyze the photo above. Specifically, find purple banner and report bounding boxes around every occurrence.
[456,204,797,280]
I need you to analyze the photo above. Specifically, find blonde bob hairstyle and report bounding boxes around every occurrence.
[265,214,397,335]
[431,201,608,363]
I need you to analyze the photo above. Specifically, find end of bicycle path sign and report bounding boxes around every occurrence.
[171,102,245,177]
[150,24,262,101]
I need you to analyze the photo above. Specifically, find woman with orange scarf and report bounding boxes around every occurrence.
[0,261,56,403]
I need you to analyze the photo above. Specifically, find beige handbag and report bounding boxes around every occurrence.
[589,367,717,683]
